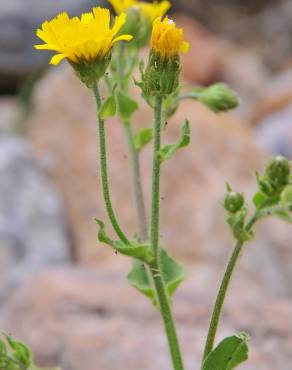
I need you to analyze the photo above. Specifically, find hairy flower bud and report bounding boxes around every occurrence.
[224,191,245,214]
[265,156,290,190]
[198,83,239,113]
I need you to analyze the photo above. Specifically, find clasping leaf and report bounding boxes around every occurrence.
[158,120,190,162]
[96,219,154,264]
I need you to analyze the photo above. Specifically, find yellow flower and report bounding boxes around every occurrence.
[108,0,171,22]
[35,7,133,65]
[151,17,189,58]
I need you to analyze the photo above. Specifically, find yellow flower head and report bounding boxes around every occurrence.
[151,17,189,58]
[35,7,133,65]
[108,0,171,22]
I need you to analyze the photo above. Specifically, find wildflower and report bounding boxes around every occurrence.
[35,7,133,65]
[141,17,189,96]
[151,17,189,58]
[35,7,133,86]
[109,0,171,22]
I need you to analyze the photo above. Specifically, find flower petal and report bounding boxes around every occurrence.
[112,34,133,44]
[49,53,67,65]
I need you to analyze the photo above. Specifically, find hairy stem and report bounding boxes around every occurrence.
[124,123,149,240]
[202,213,258,363]
[116,44,148,241]
[150,95,184,370]
[93,82,130,245]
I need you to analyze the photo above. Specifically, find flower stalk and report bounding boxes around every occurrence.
[202,212,259,363]
[93,82,130,245]
[150,95,184,370]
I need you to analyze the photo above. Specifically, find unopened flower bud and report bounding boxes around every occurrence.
[224,191,245,214]
[281,184,292,210]
[265,156,290,190]
[121,7,151,48]
[198,83,239,113]
[142,17,189,97]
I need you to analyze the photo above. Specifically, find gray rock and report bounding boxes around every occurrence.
[0,0,105,82]
[0,135,70,297]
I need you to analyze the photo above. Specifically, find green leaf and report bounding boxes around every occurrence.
[158,120,190,162]
[259,205,292,223]
[202,333,249,370]
[226,207,253,242]
[127,249,186,305]
[127,260,156,303]
[253,192,266,210]
[117,91,139,122]
[99,95,116,120]
[95,219,115,247]
[114,241,154,264]
[6,335,32,368]
[95,219,154,263]
[134,128,153,151]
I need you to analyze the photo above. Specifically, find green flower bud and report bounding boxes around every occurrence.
[142,51,181,97]
[198,83,239,113]
[70,53,112,88]
[121,7,151,48]
[265,156,290,190]
[224,191,245,213]
[281,184,292,210]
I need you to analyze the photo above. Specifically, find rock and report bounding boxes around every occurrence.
[0,134,70,297]
[0,98,20,133]
[0,0,105,90]
[173,13,231,85]
[248,68,292,158]
[27,66,266,267]
[0,266,291,370]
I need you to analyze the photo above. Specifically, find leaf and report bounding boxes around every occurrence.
[95,219,154,263]
[259,205,292,223]
[226,207,253,242]
[99,95,116,119]
[158,120,190,162]
[117,91,139,122]
[114,241,154,264]
[253,191,266,210]
[95,219,115,247]
[127,249,186,305]
[134,128,153,151]
[202,333,249,370]
[127,260,156,303]
[6,335,32,368]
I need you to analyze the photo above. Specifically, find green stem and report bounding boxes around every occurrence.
[124,123,149,241]
[116,44,148,241]
[150,95,184,370]
[93,82,130,245]
[202,213,259,364]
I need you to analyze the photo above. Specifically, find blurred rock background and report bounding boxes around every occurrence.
[1,0,292,369]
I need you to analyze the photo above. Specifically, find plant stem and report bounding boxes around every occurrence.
[202,213,258,364]
[116,43,149,241]
[150,95,184,370]
[124,123,149,241]
[93,82,130,245]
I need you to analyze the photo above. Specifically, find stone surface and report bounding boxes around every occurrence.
[27,66,267,266]
[0,134,70,297]
[248,68,292,158]
[0,0,105,90]
[0,266,292,370]
[173,14,231,85]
